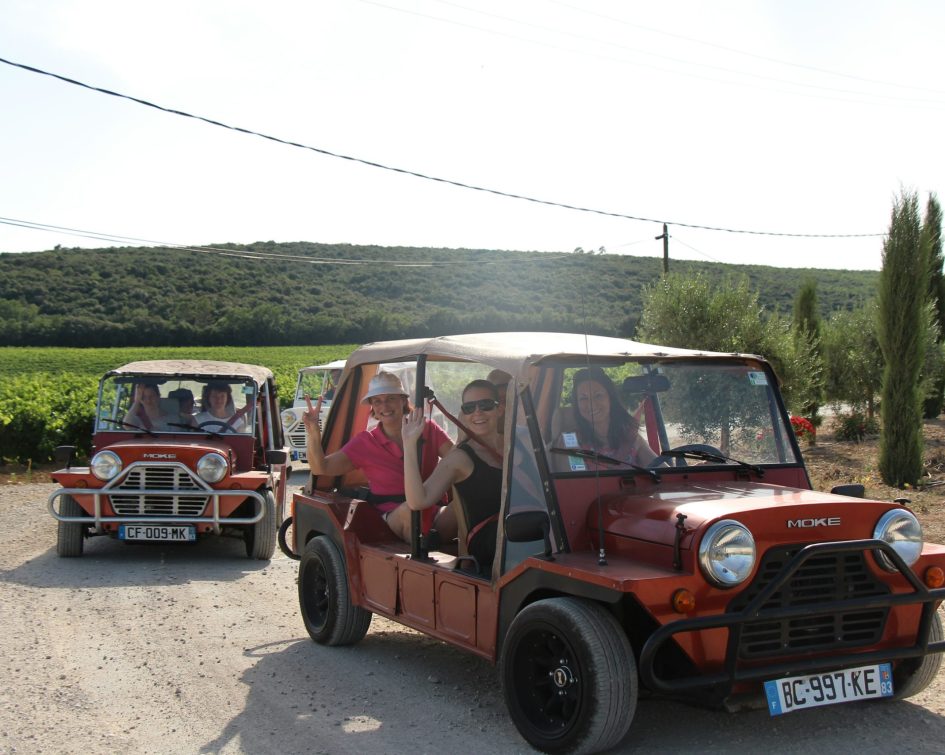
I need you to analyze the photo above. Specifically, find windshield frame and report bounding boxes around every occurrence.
[95,373,259,436]
[534,356,803,478]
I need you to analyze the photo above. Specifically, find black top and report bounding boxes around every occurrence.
[455,442,502,574]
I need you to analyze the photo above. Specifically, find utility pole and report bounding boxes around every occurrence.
[655,223,670,273]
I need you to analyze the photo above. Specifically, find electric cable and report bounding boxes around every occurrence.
[0,56,885,239]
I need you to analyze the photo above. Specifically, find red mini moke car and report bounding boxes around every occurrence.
[49,360,290,559]
[289,333,945,754]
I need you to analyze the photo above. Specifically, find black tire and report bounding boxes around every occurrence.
[56,495,86,557]
[298,535,372,645]
[245,491,277,560]
[891,611,943,700]
[500,597,637,754]
[278,516,299,560]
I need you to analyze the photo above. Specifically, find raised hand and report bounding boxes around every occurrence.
[301,394,323,433]
[402,407,425,445]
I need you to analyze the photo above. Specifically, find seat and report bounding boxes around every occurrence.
[159,398,179,417]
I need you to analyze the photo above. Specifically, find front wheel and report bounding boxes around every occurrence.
[56,495,86,557]
[298,535,372,645]
[244,491,277,560]
[890,611,943,699]
[500,597,637,754]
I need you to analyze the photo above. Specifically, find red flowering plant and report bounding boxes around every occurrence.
[790,415,816,444]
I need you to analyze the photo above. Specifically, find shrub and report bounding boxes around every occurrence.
[790,416,816,444]
[834,412,880,442]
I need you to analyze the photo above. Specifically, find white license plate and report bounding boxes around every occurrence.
[764,663,893,715]
[119,524,196,542]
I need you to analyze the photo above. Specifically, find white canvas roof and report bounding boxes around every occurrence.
[299,359,347,375]
[343,332,756,380]
[107,360,274,385]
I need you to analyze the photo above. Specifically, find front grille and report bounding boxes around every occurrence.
[288,426,307,450]
[109,465,209,517]
[730,546,890,659]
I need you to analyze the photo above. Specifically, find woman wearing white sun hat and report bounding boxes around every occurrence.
[302,370,454,540]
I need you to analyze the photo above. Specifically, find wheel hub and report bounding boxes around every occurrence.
[552,664,575,689]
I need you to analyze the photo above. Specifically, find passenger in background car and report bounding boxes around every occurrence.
[124,383,174,431]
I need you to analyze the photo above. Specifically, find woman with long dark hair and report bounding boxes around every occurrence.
[569,366,657,465]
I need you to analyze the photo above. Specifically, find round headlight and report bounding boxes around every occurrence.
[699,519,756,588]
[90,450,122,481]
[197,452,228,483]
[280,409,299,429]
[873,509,922,571]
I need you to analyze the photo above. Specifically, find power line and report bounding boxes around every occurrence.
[415,0,945,106]
[0,56,886,240]
[0,215,578,267]
[364,0,945,108]
[545,0,945,97]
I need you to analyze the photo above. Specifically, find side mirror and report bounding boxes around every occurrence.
[505,509,553,559]
[830,483,865,498]
[265,449,288,466]
[54,445,76,469]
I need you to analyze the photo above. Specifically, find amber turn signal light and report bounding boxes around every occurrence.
[672,589,696,614]
[925,566,945,589]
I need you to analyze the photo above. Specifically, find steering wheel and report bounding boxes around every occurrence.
[649,443,725,468]
[198,419,232,432]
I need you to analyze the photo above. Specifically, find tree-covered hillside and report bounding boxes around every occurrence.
[0,241,878,346]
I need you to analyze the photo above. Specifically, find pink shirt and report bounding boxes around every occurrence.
[341,419,450,497]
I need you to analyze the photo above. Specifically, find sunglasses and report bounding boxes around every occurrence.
[461,398,499,414]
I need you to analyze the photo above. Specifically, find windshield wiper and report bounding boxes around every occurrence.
[659,449,764,477]
[166,422,206,434]
[100,417,157,437]
[550,447,660,483]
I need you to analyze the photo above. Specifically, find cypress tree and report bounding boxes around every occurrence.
[878,191,928,487]
[792,278,822,423]
[922,194,945,417]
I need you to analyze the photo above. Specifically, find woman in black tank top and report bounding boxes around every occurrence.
[402,379,505,574]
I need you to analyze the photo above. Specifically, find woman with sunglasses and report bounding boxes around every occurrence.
[401,379,504,573]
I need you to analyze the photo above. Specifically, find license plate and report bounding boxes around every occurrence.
[118,524,196,542]
[764,663,893,715]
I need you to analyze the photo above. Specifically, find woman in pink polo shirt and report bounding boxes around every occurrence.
[302,371,453,541]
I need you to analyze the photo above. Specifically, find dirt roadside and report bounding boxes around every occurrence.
[1,473,944,754]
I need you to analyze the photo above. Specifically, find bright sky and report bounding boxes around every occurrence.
[1,0,943,270]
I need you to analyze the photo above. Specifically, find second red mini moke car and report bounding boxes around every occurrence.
[290,333,945,754]
[48,360,290,559]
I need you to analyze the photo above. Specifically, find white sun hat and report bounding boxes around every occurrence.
[361,371,408,403]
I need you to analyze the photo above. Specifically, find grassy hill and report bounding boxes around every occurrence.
[0,242,878,346]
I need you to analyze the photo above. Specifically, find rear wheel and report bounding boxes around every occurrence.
[298,535,371,645]
[501,597,637,754]
[891,611,943,699]
[56,495,86,558]
[244,491,277,560]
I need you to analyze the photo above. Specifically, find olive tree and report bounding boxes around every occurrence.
[820,302,883,416]
[637,272,822,416]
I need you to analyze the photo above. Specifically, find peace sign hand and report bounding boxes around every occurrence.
[302,394,324,433]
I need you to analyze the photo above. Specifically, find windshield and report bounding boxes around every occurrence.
[540,359,799,473]
[97,374,257,435]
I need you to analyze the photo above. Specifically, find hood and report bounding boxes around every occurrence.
[594,481,903,549]
[103,438,236,467]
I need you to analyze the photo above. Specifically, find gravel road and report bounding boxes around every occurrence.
[3,480,945,755]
